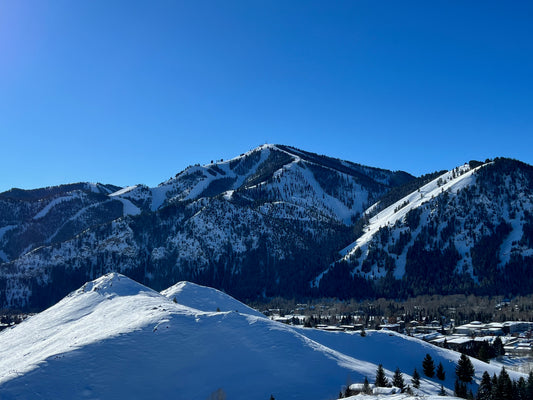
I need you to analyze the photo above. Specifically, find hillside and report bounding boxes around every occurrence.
[315,158,533,298]
[0,273,514,399]
[0,144,413,310]
[2,149,533,309]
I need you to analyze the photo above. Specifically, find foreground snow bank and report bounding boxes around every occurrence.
[0,274,524,399]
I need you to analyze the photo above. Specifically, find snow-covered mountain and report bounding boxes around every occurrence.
[0,182,124,263]
[315,158,533,298]
[0,273,514,399]
[0,144,413,309]
[2,147,533,309]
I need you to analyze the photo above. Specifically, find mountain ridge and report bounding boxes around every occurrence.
[315,158,533,298]
[1,146,532,309]
[0,273,517,399]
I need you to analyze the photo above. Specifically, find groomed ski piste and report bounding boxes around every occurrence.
[0,273,522,399]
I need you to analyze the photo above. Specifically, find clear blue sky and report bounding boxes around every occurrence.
[1,1,532,192]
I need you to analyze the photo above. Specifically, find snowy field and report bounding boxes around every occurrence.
[0,273,524,399]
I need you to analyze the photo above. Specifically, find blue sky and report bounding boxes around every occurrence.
[1,1,532,192]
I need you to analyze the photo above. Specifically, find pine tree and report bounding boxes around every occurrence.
[477,342,490,363]
[436,362,446,380]
[362,377,372,395]
[497,367,513,400]
[517,376,527,400]
[375,364,388,387]
[456,354,475,383]
[527,371,533,400]
[344,375,353,397]
[476,371,492,400]
[412,368,421,389]
[423,353,435,378]
[493,336,505,356]
[455,379,467,399]
[491,373,500,400]
[392,367,405,392]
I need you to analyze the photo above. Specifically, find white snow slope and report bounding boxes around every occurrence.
[342,164,480,260]
[0,273,522,400]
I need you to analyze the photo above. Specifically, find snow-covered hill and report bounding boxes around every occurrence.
[0,274,515,399]
[0,144,414,309]
[315,158,533,298]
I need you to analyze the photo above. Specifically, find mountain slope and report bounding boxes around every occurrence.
[316,158,533,298]
[0,274,514,399]
[0,144,414,310]
[0,182,125,263]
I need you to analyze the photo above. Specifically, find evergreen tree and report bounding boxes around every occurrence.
[477,342,490,363]
[375,364,388,387]
[476,371,492,400]
[436,362,446,380]
[362,377,372,395]
[455,379,468,399]
[491,373,500,400]
[423,353,435,378]
[344,375,353,397]
[412,368,421,389]
[344,385,353,398]
[513,376,527,400]
[517,376,527,400]
[392,367,405,392]
[493,336,505,357]
[527,371,533,400]
[456,354,475,383]
[497,367,513,400]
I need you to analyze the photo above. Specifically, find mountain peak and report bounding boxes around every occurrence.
[76,272,157,299]
[161,281,264,317]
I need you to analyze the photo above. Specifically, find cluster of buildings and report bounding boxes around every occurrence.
[267,309,533,356]
[411,320,533,355]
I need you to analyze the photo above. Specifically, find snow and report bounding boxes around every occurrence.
[109,185,138,197]
[499,214,524,266]
[343,395,459,400]
[115,197,141,216]
[341,164,483,259]
[0,273,524,399]
[33,195,75,220]
[150,185,170,210]
[161,281,264,318]
[43,199,117,245]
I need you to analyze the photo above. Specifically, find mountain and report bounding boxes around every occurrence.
[0,182,124,263]
[315,158,533,298]
[0,273,513,399]
[2,147,533,310]
[0,144,414,310]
